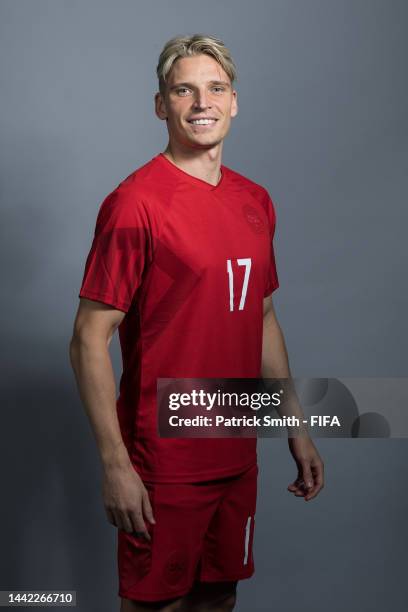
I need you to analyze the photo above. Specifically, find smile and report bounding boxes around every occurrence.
[187,119,218,125]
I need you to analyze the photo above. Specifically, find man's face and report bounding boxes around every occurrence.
[155,54,238,151]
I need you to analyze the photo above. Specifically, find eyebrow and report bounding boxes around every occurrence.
[169,80,231,90]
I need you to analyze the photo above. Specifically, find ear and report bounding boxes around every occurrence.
[230,89,238,118]
[154,91,167,120]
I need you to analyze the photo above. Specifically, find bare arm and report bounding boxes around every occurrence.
[69,298,155,538]
[262,295,324,501]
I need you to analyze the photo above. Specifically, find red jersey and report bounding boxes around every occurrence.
[78,153,279,482]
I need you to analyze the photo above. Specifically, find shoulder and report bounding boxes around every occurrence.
[95,157,161,231]
[223,165,277,235]
[111,156,161,205]
[223,164,273,210]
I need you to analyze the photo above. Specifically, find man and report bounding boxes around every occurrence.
[70,34,324,612]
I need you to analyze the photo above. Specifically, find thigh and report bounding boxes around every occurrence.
[199,463,258,582]
[118,480,221,603]
[121,594,184,611]
[180,580,237,611]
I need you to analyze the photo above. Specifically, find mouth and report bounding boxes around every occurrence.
[187,118,219,126]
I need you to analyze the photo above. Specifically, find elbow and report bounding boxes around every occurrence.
[69,325,90,368]
[69,332,81,371]
[68,325,108,367]
[263,308,281,334]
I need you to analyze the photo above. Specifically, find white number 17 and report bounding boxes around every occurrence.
[226,257,252,311]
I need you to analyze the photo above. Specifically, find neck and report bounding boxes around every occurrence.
[163,142,223,187]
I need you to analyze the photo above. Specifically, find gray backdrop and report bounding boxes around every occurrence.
[1,0,407,610]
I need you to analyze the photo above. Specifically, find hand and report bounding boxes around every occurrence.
[287,436,324,501]
[102,462,156,540]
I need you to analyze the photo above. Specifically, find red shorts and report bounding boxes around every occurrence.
[117,463,258,602]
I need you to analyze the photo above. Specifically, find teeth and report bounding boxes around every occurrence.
[190,119,216,125]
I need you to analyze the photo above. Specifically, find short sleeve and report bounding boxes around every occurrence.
[78,188,152,313]
[263,192,279,297]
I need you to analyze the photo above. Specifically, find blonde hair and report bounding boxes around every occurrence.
[156,33,237,96]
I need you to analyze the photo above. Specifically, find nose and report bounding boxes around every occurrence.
[192,88,211,110]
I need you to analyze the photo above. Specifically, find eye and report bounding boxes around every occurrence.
[176,87,191,96]
[211,86,225,93]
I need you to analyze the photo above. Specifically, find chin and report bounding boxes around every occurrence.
[188,132,225,145]
[190,140,223,150]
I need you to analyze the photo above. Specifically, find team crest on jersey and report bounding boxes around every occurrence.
[164,550,188,586]
[242,204,266,234]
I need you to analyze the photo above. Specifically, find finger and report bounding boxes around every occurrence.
[304,481,323,500]
[117,509,134,533]
[115,509,131,531]
[288,473,304,489]
[288,477,305,495]
[288,478,302,490]
[288,484,305,495]
[312,462,324,487]
[288,487,306,496]
[129,510,151,541]
[142,489,156,524]
[105,508,117,527]
[315,462,324,486]
[304,465,325,501]
[300,465,315,492]
[112,509,125,531]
